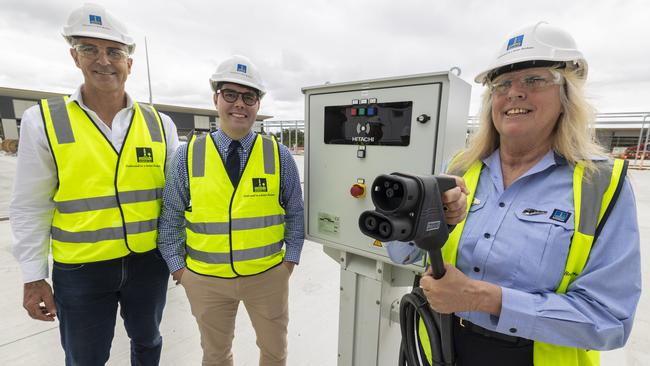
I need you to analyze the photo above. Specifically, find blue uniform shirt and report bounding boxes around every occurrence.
[157,130,305,273]
[386,149,641,350]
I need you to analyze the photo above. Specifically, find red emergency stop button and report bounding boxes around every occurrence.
[350,183,366,198]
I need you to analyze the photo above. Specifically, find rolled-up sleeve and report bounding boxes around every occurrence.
[385,241,423,265]
[10,105,58,283]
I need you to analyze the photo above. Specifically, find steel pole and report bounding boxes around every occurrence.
[145,37,153,104]
[636,114,650,169]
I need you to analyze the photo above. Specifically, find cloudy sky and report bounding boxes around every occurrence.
[1,0,649,120]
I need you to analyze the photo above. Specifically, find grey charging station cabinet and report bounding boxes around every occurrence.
[303,71,470,366]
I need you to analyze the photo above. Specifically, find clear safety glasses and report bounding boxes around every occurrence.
[73,44,129,62]
[489,70,564,96]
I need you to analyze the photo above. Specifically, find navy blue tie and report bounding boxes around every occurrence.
[226,140,241,187]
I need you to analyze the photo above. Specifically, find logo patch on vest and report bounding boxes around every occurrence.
[550,209,571,223]
[136,147,154,163]
[252,178,268,192]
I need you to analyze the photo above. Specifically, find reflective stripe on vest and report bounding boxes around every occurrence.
[42,96,166,263]
[186,214,285,234]
[54,188,163,213]
[420,158,626,366]
[185,133,285,278]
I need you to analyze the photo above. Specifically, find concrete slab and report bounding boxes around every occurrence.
[0,154,648,365]
[0,219,339,366]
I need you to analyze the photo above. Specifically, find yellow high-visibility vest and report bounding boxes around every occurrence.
[185,133,285,278]
[419,158,627,366]
[41,96,167,263]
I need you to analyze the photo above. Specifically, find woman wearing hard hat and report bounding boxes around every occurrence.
[388,22,641,366]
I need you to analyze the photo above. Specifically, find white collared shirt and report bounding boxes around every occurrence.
[10,87,179,282]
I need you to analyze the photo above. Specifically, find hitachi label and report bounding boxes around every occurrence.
[351,136,375,143]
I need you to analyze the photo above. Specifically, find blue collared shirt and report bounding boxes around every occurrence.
[386,149,641,350]
[157,130,305,273]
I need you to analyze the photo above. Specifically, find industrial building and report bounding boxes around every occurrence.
[467,113,650,155]
[3,87,648,156]
[0,86,273,145]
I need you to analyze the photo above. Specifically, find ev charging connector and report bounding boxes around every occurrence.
[359,173,457,366]
[359,173,455,278]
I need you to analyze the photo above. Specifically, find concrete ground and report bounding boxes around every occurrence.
[0,153,648,365]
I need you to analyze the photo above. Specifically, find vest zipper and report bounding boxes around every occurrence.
[112,109,138,253]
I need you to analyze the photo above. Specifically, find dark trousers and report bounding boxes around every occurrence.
[52,249,169,366]
[453,316,533,366]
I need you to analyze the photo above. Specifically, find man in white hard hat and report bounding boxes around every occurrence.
[158,55,304,366]
[10,3,179,365]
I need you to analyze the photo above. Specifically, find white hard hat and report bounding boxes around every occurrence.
[62,3,135,53]
[475,22,587,84]
[210,55,266,97]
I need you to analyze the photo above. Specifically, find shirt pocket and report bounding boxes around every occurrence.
[461,195,487,245]
[468,196,486,213]
[513,202,575,290]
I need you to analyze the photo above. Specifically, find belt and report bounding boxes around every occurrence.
[455,315,531,345]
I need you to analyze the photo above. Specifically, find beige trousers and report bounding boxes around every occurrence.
[182,264,291,366]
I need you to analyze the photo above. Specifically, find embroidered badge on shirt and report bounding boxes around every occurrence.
[522,208,547,216]
[550,209,571,223]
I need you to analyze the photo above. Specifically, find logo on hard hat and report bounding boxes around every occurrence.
[89,14,103,26]
[507,35,524,50]
[236,64,247,74]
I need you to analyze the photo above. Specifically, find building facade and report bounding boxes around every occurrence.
[0,87,272,143]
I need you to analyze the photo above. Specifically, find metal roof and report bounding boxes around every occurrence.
[0,86,272,121]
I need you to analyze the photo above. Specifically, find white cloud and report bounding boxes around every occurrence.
[1,0,649,120]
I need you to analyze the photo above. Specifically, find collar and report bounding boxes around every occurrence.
[215,129,256,152]
[67,86,134,111]
[483,148,564,177]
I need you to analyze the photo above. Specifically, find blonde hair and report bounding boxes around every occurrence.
[449,66,605,176]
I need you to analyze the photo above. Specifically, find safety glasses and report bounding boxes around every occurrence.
[218,88,259,106]
[73,44,129,62]
[489,70,563,96]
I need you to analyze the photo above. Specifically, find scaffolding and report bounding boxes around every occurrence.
[258,120,305,153]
